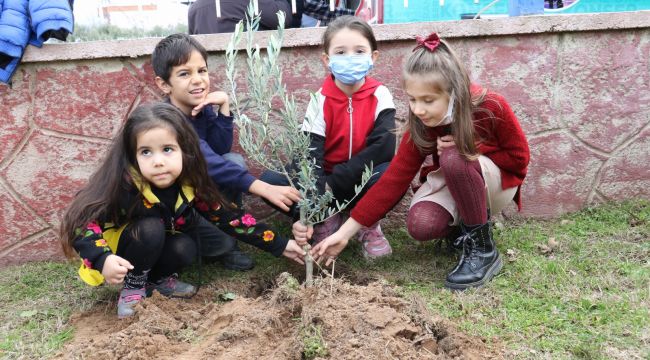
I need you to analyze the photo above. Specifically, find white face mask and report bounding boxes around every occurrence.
[437,92,455,127]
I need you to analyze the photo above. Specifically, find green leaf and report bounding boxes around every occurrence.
[235,228,244,234]
[218,292,237,301]
[247,227,255,234]
[19,310,38,318]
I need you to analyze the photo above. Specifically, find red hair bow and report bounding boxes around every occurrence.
[414,33,441,52]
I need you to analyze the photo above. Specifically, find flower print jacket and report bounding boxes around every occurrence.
[73,171,288,286]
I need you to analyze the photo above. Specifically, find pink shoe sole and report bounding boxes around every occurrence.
[359,223,392,259]
[362,241,393,259]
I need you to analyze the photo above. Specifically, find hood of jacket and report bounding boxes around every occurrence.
[320,75,381,101]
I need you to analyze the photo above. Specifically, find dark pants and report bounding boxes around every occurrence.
[183,212,236,257]
[259,162,390,218]
[116,214,234,287]
[219,152,248,208]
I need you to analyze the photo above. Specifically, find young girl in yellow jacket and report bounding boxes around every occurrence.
[60,103,304,318]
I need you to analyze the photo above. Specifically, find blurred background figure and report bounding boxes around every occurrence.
[188,0,302,34]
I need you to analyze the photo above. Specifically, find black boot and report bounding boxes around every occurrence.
[204,242,255,271]
[216,242,255,271]
[443,225,463,254]
[444,222,502,290]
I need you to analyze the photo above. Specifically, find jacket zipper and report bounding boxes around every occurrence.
[157,199,182,234]
[347,97,353,159]
[160,202,176,234]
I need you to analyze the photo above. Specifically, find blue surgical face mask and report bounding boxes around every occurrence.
[327,55,374,85]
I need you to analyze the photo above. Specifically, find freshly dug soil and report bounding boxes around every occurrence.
[57,273,502,359]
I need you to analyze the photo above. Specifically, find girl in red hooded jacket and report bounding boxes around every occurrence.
[262,15,397,259]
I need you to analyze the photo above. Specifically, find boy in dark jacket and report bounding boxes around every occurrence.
[152,33,301,270]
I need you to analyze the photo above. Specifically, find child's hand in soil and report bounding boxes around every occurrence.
[282,240,306,265]
[292,221,313,246]
[311,232,350,267]
[101,254,134,284]
[311,217,362,266]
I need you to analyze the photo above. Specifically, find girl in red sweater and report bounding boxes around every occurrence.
[295,33,530,290]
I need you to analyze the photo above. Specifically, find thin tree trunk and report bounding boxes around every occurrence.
[300,207,313,287]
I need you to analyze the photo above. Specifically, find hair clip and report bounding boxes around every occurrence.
[413,32,441,52]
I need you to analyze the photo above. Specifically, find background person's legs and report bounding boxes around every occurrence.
[211,153,255,270]
[341,162,390,208]
[220,152,248,208]
[187,211,253,271]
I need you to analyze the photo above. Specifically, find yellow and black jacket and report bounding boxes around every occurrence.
[73,172,287,286]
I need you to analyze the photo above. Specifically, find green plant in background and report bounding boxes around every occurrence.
[224,3,372,287]
[68,24,188,42]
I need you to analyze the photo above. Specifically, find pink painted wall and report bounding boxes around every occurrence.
[0,13,648,266]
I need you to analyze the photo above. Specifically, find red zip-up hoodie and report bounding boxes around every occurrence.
[302,75,396,201]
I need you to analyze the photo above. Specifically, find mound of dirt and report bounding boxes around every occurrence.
[57,273,502,359]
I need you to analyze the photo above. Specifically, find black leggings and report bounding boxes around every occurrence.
[116,215,234,288]
[116,217,195,288]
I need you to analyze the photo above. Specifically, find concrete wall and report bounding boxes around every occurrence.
[0,12,648,266]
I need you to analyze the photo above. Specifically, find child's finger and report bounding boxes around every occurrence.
[309,247,319,260]
[293,222,306,232]
[109,274,123,284]
[275,200,290,212]
[313,242,328,257]
[288,190,301,201]
[118,258,134,270]
[191,102,207,116]
[284,195,298,205]
[282,196,294,206]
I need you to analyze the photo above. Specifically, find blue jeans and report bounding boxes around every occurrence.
[301,14,319,27]
[259,162,390,218]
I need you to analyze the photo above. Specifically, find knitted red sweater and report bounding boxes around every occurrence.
[351,87,530,227]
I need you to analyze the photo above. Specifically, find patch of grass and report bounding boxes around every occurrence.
[384,200,648,359]
[0,200,647,359]
[301,323,328,359]
[0,262,115,359]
